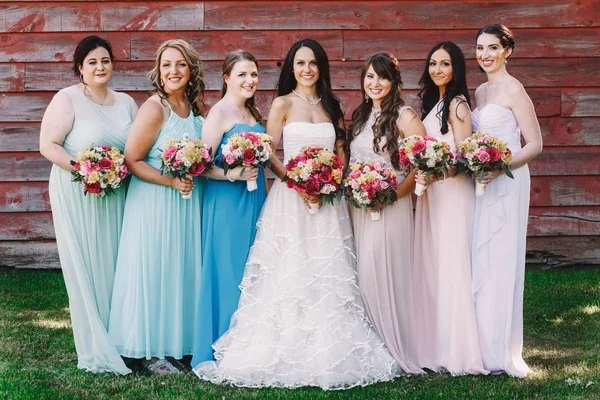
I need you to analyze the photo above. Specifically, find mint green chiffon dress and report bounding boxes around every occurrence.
[108,104,204,360]
[48,85,136,374]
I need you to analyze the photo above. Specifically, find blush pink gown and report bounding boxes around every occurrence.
[348,106,423,375]
[413,98,487,375]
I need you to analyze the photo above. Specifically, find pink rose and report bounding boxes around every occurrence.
[163,146,177,160]
[189,162,205,176]
[244,132,258,143]
[119,164,129,179]
[332,157,342,170]
[411,141,426,154]
[350,169,361,179]
[487,148,502,162]
[224,154,236,165]
[380,181,389,189]
[100,146,111,151]
[85,182,101,194]
[173,160,183,168]
[423,136,437,142]
[390,178,398,187]
[475,150,491,163]
[305,177,321,195]
[319,171,333,183]
[372,179,382,190]
[73,162,81,171]
[399,149,410,168]
[98,158,114,170]
[242,148,256,164]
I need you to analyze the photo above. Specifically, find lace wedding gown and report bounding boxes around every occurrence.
[193,122,401,389]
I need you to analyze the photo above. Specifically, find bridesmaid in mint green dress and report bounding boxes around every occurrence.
[191,51,267,367]
[40,36,136,374]
[108,40,205,374]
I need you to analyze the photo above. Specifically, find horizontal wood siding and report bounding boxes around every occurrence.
[0,0,598,268]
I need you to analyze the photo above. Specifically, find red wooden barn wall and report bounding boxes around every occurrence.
[0,0,598,268]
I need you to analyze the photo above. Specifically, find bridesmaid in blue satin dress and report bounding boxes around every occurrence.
[108,40,205,374]
[191,50,267,367]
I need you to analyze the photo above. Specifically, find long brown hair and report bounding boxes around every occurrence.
[222,50,264,126]
[148,39,205,117]
[346,53,405,170]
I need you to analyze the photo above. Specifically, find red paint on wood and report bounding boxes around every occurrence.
[527,236,600,267]
[0,153,51,182]
[530,176,600,207]
[562,89,600,117]
[0,240,59,268]
[0,181,50,212]
[529,146,600,176]
[0,63,24,92]
[0,211,54,240]
[0,122,41,152]
[539,117,600,146]
[528,206,600,236]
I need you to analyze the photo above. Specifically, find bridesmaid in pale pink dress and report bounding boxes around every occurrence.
[346,53,426,375]
[472,24,542,378]
[412,42,487,375]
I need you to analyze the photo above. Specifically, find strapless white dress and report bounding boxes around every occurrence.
[471,104,532,377]
[193,122,401,389]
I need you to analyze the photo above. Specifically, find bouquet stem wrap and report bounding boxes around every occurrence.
[307,201,320,215]
[476,181,487,197]
[414,182,426,196]
[247,179,257,192]
[370,210,381,221]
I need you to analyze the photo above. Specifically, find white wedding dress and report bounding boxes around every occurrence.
[193,122,401,389]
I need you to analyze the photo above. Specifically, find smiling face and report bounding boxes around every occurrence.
[159,47,191,93]
[78,46,113,87]
[429,48,453,90]
[476,33,511,74]
[225,60,258,100]
[293,46,320,88]
[363,64,392,107]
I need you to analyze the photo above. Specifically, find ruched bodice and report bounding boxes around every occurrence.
[422,100,459,153]
[282,122,336,162]
[472,104,521,153]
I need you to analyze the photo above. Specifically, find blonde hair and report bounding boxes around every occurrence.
[148,39,205,117]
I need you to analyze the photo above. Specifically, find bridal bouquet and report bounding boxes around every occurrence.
[282,145,343,214]
[71,145,129,198]
[343,162,399,221]
[221,132,273,191]
[456,131,514,196]
[398,135,454,196]
[160,133,212,199]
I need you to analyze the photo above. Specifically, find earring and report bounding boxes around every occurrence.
[159,79,164,87]
[364,94,370,102]
[188,81,192,87]
[504,59,508,64]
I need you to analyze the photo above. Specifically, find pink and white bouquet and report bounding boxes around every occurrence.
[160,133,212,199]
[343,162,399,221]
[398,135,454,196]
[456,131,514,196]
[71,146,129,198]
[221,132,273,191]
[282,145,343,214]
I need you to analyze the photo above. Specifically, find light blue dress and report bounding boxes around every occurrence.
[108,103,204,360]
[48,85,136,374]
[191,122,267,367]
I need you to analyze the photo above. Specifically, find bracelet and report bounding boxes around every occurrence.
[226,170,235,182]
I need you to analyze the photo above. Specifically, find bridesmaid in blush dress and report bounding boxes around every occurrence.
[413,42,487,375]
[346,53,425,375]
[191,50,267,367]
[472,24,542,377]
[108,40,205,374]
[40,36,137,375]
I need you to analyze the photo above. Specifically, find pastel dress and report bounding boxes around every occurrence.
[348,107,422,375]
[191,122,267,367]
[412,98,487,375]
[193,122,401,390]
[471,104,532,377]
[48,85,136,374]
[108,105,204,360]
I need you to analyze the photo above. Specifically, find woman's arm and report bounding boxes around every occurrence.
[266,97,289,180]
[39,91,76,171]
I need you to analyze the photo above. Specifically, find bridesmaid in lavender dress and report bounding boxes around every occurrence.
[471,25,542,377]
[346,53,426,375]
[412,42,486,375]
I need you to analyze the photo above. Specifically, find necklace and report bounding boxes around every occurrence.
[292,90,322,106]
[84,85,109,105]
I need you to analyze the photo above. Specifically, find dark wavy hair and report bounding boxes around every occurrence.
[476,24,515,53]
[418,42,471,135]
[221,50,264,126]
[346,53,404,170]
[276,38,345,140]
[148,39,205,117]
[73,36,115,81]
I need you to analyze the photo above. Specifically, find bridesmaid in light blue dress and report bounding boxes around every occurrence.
[108,40,205,374]
[39,36,136,374]
[191,50,267,367]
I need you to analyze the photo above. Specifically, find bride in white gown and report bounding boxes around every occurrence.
[193,39,401,390]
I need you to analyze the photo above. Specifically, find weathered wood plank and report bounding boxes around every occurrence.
[205,1,599,30]
[0,152,51,181]
[1,3,203,32]
[527,206,600,236]
[0,181,49,212]
[343,28,600,60]
[528,147,600,176]
[530,176,600,207]
[562,89,600,117]
[0,63,24,92]
[0,240,60,269]
[130,31,344,61]
[526,236,600,267]
[0,212,55,240]
[0,32,131,62]
[539,117,600,146]
[0,122,41,152]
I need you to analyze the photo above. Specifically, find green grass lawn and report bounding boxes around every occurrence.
[0,270,598,399]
